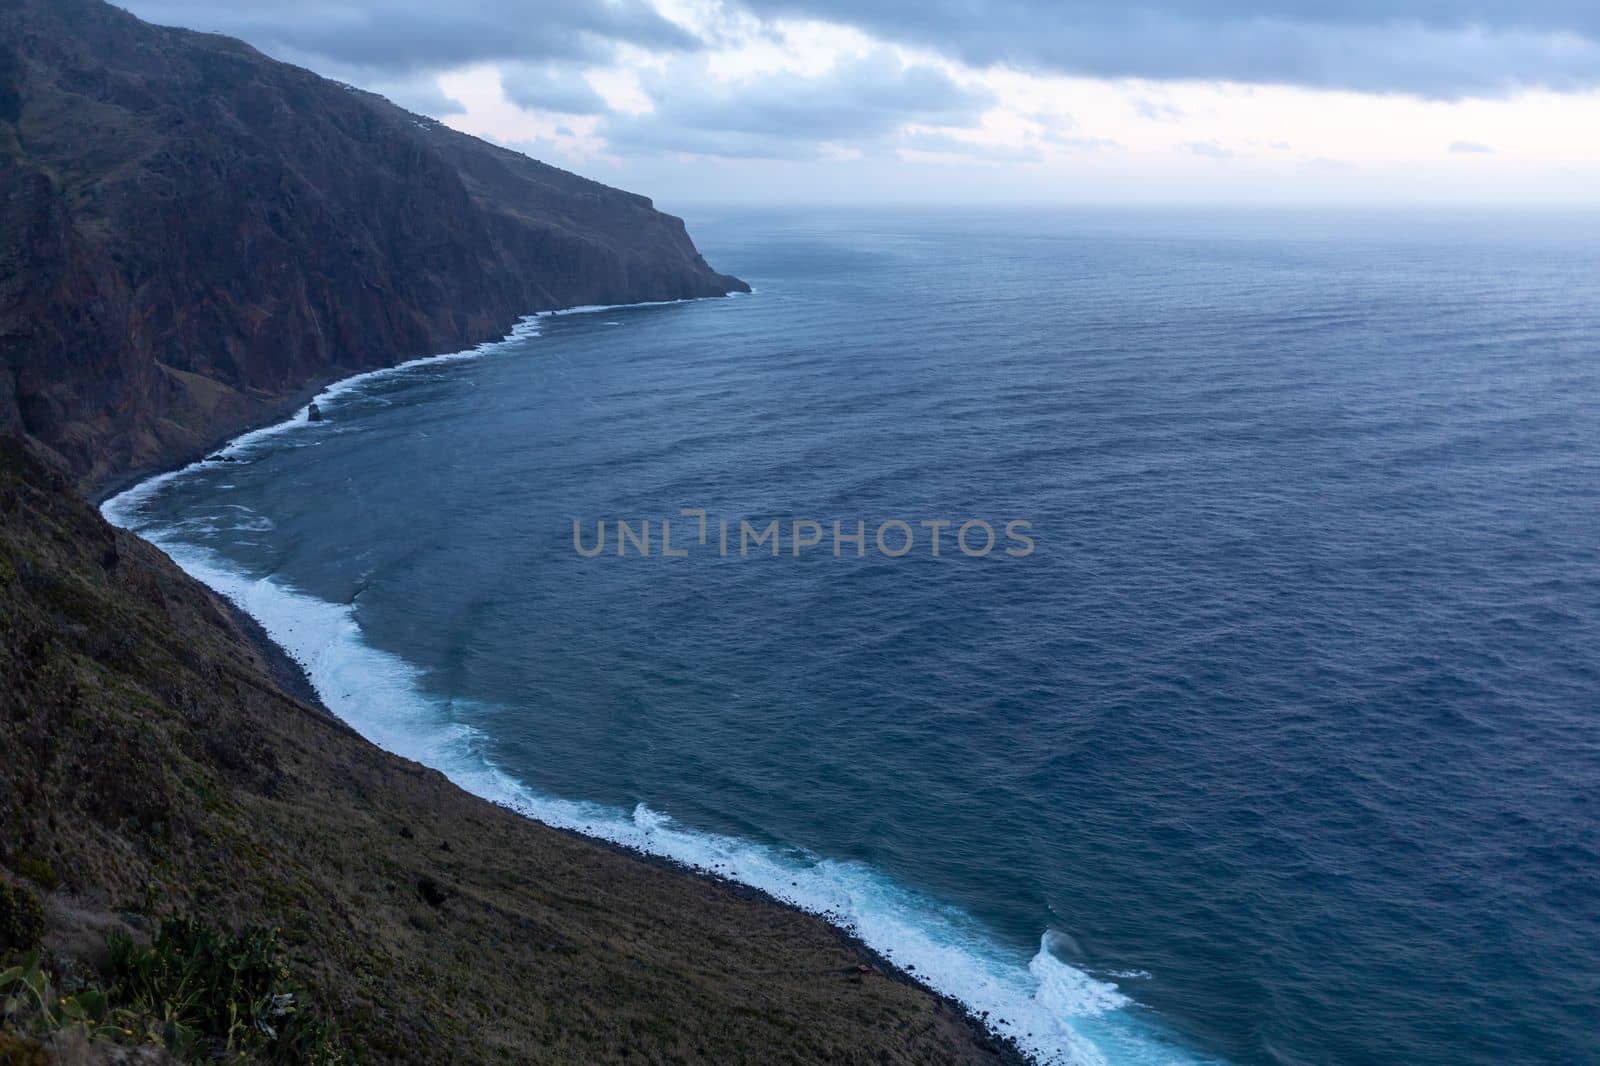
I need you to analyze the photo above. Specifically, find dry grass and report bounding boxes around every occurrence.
[0,436,1016,1064]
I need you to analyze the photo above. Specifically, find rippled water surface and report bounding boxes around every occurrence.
[110,209,1600,1065]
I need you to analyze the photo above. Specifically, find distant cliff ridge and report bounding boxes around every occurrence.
[0,0,747,492]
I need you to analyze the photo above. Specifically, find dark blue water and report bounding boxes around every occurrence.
[109,209,1600,1065]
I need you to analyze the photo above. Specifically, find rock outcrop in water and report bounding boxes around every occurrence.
[0,0,747,494]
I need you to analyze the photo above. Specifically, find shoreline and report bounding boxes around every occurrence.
[88,292,752,507]
[6,425,1010,1063]
[209,551,1028,1066]
[89,378,337,506]
[97,291,1032,1062]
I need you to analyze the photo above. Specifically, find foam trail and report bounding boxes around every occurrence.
[103,298,1213,1066]
[104,297,717,520]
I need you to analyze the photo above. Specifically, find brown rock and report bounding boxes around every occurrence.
[0,0,748,496]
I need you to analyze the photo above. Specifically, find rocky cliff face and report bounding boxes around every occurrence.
[0,0,747,493]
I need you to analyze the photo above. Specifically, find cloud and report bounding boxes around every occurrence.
[121,0,700,76]
[499,64,610,115]
[1448,140,1496,153]
[900,130,1045,163]
[363,72,468,116]
[603,53,993,159]
[1041,132,1120,151]
[123,0,1600,98]
[1183,140,1235,159]
[1134,98,1185,121]
[733,1,1600,97]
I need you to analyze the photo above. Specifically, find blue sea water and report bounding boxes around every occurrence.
[106,209,1600,1065]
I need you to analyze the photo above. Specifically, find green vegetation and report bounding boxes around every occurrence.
[1,952,119,1047]
[7,859,55,894]
[0,915,344,1063]
[0,881,44,957]
[105,917,345,1063]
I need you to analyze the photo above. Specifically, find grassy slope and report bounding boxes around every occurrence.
[0,435,1013,1064]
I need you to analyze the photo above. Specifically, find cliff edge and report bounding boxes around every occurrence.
[0,0,747,493]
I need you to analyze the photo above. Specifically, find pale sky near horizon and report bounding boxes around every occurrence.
[123,0,1600,208]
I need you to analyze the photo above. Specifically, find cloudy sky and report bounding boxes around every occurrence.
[124,0,1600,206]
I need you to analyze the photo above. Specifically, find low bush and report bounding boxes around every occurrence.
[0,881,44,956]
[105,916,347,1064]
[0,914,346,1064]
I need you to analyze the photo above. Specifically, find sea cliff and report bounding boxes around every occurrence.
[0,0,746,494]
[0,2,1020,1061]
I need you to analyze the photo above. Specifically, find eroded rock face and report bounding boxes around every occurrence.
[0,0,748,493]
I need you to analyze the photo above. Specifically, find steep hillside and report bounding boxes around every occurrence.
[0,437,1010,1062]
[0,0,746,492]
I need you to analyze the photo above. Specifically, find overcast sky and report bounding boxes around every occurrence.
[124,0,1600,206]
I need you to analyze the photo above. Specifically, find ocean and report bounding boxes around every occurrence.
[105,208,1600,1065]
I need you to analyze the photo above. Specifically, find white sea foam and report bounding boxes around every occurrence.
[102,294,1210,1066]
[545,298,698,316]
[103,315,544,526]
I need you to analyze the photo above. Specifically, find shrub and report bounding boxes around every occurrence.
[0,951,118,1046]
[0,881,45,957]
[10,858,57,893]
[105,916,346,1064]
